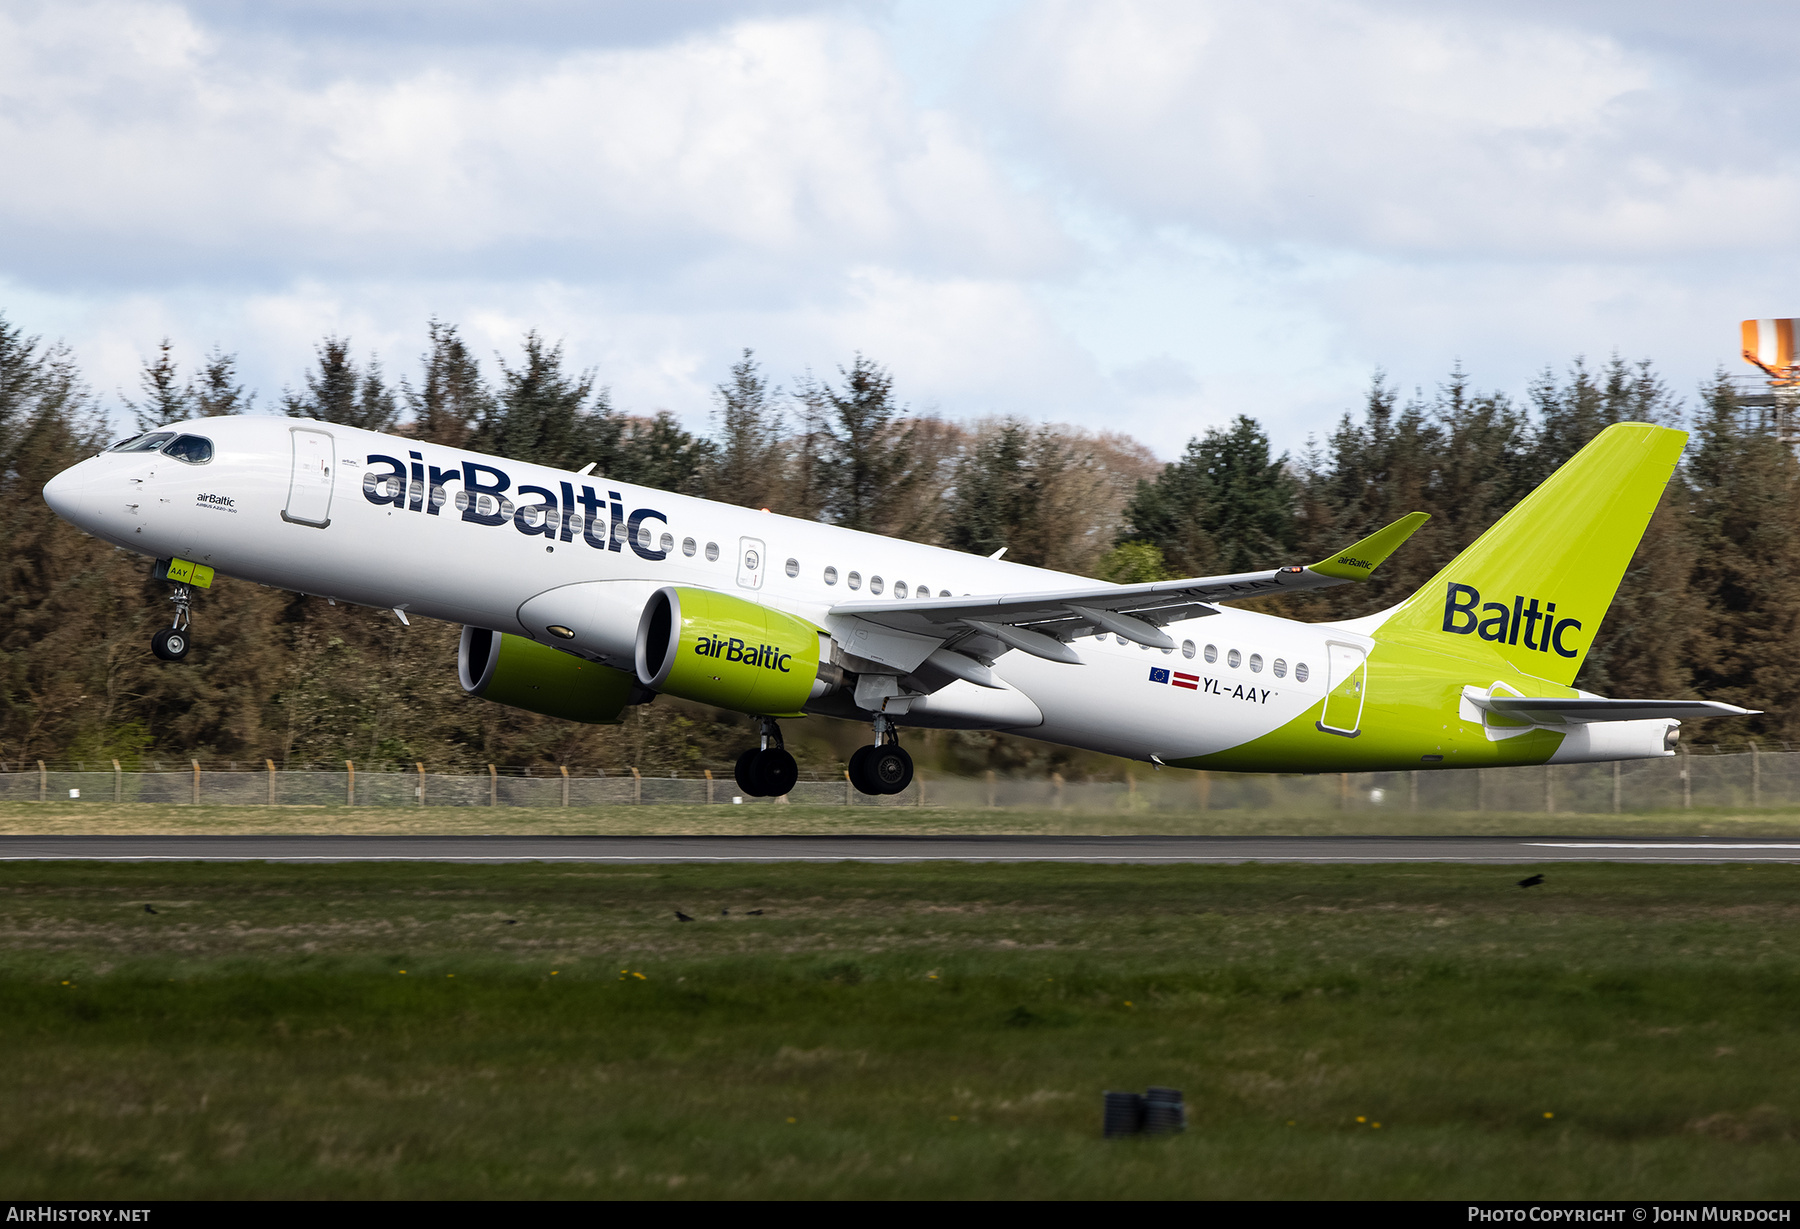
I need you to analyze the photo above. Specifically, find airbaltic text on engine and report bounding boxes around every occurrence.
[696,635,793,673]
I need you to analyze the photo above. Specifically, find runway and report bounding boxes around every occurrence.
[3,834,1800,863]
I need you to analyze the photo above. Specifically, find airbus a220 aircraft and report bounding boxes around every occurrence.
[41,417,1752,796]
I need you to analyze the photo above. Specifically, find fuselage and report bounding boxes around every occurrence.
[41,415,1675,773]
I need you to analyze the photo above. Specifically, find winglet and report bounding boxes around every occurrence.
[1307,512,1430,581]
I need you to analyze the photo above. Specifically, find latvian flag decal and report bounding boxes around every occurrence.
[1152,667,1198,690]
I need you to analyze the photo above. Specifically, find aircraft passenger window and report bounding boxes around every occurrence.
[1273,658,1287,678]
[785,558,799,578]
[870,575,885,595]
[824,566,838,585]
[1227,649,1242,669]
[848,571,862,590]
[1204,644,1218,664]
[894,581,908,598]
[1181,640,1196,659]
[917,586,930,598]
[1249,653,1263,673]
[660,532,674,554]
[1295,662,1310,683]
[705,542,720,562]
[115,432,174,453]
[682,537,697,557]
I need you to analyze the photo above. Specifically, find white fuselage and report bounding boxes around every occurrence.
[40,416,1362,763]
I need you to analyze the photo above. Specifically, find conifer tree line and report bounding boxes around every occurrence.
[1,311,1793,775]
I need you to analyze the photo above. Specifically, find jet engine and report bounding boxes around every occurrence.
[459,625,636,723]
[635,586,824,716]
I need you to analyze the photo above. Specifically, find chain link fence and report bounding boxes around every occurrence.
[0,747,1794,812]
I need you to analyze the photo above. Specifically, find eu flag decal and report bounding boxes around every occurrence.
[1149,667,1170,684]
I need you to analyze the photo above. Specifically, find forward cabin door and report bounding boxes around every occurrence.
[1317,642,1367,736]
[736,537,765,590]
[282,427,335,528]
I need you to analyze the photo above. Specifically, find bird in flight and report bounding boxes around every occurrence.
[675,910,694,922]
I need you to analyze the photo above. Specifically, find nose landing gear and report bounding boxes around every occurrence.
[848,715,913,796]
[733,717,799,798]
[151,584,193,662]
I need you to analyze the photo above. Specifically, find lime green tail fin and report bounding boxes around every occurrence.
[1377,422,1686,686]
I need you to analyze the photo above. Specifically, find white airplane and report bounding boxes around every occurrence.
[42,416,1751,796]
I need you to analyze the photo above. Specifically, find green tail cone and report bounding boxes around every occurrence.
[1376,422,1686,687]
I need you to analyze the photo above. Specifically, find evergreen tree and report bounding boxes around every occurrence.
[190,346,253,417]
[705,349,784,509]
[615,411,713,495]
[475,332,617,470]
[811,354,919,533]
[404,319,488,448]
[283,336,399,432]
[124,339,191,430]
[1121,415,1297,576]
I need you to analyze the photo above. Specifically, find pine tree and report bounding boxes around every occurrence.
[404,320,489,448]
[124,339,191,430]
[475,332,617,469]
[1120,415,1296,576]
[283,337,399,432]
[190,347,253,417]
[705,350,784,509]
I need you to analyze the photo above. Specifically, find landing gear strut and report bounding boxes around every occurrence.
[151,584,193,662]
[734,717,799,798]
[848,714,913,796]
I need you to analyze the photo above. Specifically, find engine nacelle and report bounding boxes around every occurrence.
[635,586,822,717]
[459,625,635,724]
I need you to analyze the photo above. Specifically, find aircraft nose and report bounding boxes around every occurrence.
[42,461,96,525]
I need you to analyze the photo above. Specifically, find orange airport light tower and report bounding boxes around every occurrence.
[1739,318,1800,443]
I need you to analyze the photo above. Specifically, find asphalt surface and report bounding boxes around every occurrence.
[2,835,1799,863]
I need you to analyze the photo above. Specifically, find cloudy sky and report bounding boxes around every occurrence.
[3,0,1797,455]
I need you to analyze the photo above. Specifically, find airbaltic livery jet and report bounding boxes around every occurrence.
[41,417,1752,797]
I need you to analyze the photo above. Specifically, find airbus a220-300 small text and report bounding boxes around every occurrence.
[41,418,1754,796]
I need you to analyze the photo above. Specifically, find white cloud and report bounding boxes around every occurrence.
[0,2,1065,285]
[986,0,1800,260]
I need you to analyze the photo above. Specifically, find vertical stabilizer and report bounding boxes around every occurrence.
[1375,422,1686,686]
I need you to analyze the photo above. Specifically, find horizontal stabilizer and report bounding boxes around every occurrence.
[1482,696,1758,726]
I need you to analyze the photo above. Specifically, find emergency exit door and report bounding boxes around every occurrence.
[737,537,765,590]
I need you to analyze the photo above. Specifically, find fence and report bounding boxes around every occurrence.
[0,747,1795,811]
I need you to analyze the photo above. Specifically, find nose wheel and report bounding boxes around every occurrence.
[151,584,193,662]
[848,716,913,796]
[733,718,799,798]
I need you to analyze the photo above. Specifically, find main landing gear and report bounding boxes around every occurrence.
[734,717,800,798]
[848,715,913,796]
[151,584,193,662]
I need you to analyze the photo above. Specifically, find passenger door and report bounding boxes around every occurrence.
[1317,642,1367,736]
[282,427,335,529]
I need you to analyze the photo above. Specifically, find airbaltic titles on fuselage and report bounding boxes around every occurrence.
[363,453,669,560]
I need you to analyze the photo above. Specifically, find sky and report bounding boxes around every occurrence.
[2,0,1797,457]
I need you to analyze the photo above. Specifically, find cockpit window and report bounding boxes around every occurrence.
[161,435,214,464]
[112,432,174,453]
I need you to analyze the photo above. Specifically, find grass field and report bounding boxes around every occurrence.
[4,799,1800,837]
[1,859,1796,1198]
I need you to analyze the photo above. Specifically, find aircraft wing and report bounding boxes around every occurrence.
[828,512,1429,664]
[1483,697,1758,725]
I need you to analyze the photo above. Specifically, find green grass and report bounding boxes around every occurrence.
[2,861,1797,1198]
[5,799,1800,836]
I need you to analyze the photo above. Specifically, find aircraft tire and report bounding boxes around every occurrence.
[847,745,879,796]
[868,745,913,795]
[733,748,766,797]
[753,748,799,797]
[151,628,190,662]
